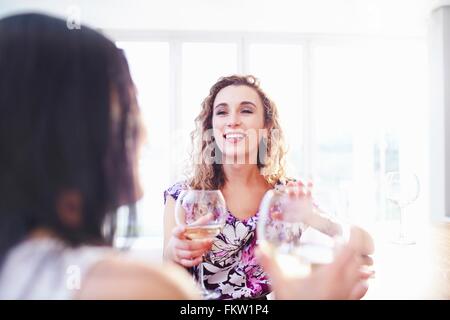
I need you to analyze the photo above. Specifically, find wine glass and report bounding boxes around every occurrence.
[257,187,347,280]
[385,171,420,245]
[175,189,227,299]
[103,203,139,250]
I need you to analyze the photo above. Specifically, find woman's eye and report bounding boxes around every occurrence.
[216,111,227,115]
[242,109,253,114]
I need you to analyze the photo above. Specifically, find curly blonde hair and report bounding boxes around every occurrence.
[188,75,287,190]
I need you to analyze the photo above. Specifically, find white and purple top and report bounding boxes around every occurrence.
[164,182,271,300]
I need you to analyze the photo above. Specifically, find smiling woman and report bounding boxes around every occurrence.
[190,75,287,190]
[212,85,266,166]
[162,75,373,300]
[163,75,287,300]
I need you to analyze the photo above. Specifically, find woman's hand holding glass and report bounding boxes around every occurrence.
[169,225,215,268]
[285,181,374,263]
[258,181,343,278]
[257,238,371,300]
[257,180,373,299]
[173,189,227,299]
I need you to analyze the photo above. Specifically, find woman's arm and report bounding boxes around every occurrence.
[163,196,178,261]
[306,208,374,256]
[284,180,374,256]
[76,256,199,299]
[306,207,343,237]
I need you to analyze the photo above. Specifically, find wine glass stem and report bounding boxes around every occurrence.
[199,255,208,293]
[399,206,405,239]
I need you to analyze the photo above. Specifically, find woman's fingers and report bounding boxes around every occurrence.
[332,244,356,272]
[348,281,369,300]
[348,225,375,255]
[172,237,213,267]
[178,256,203,268]
[319,246,363,299]
[170,226,215,267]
[338,246,371,299]
[286,181,298,197]
[332,245,364,285]
[305,181,313,197]
[358,266,375,280]
[172,225,187,240]
[176,248,210,260]
[287,180,314,198]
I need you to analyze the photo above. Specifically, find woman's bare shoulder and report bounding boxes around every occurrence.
[76,255,199,300]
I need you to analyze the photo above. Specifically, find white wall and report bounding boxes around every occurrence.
[429,2,450,221]
[0,0,429,36]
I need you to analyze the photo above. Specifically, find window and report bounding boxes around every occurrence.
[115,34,429,240]
[116,41,170,236]
[249,44,304,177]
[312,40,429,235]
[178,42,238,177]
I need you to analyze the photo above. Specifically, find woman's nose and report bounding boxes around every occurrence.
[226,111,241,127]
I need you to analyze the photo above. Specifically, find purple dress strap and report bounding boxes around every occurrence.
[163,181,187,204]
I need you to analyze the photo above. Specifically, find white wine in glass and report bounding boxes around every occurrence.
[175,189,227,299]
[184,225,222,240]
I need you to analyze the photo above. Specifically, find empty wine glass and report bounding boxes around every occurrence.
[175,189,227,299]
[385,171,420,245]
[257,187,347,279]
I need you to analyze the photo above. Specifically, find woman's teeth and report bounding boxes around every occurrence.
[224,133,246,140]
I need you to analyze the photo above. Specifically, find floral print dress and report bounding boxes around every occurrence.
[164,182,271,300]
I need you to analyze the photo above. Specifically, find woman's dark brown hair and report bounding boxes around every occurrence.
[0,13,142,266]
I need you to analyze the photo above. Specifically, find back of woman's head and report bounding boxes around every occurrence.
[0,13,142,265]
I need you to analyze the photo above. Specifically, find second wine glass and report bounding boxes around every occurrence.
[175,189,227,299]
[385,171,420,245]
[257,188,345,279]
